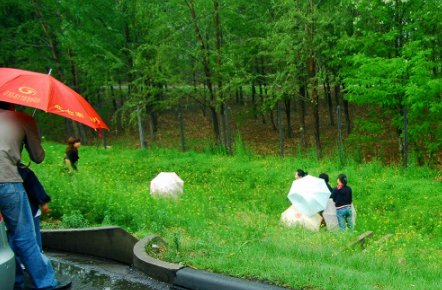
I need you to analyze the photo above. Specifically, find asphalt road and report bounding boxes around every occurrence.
[24,250,170,290]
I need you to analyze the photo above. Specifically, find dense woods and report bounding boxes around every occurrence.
[1,0,441,166]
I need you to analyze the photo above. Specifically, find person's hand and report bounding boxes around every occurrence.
[41,204,51,214]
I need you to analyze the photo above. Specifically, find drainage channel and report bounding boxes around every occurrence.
[24,250,170,290]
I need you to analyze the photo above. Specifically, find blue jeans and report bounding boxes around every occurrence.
[336,206,354,232]
[0,183,57,290]
[34,216,43,252]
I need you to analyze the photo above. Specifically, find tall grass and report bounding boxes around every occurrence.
[27,141,442,289]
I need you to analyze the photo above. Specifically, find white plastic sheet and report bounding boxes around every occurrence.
[150,172,184,199]
[281,205,323,232]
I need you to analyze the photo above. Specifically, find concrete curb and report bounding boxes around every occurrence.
[41,226,137,265]
[133,234,183,284]
[42,227,288,290]
[172,268,287,290]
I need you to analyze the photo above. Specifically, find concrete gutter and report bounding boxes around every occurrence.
[41,226,288,290]
[133,234,183,284]
[171,268,288,290]
[42,226,137,265]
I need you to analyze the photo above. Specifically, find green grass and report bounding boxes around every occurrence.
[28,141,442,289]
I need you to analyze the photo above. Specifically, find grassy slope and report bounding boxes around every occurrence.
[29,141,442,290]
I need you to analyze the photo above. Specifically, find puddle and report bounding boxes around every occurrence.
[24,251,170,290]
[52,260,152,289]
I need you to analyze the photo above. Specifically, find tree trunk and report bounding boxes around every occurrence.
[325,74,334,126]
[284,100,293,138]
[252,83,258,119]
[270,109,277,131]
[146,102,158,142]
[299,85,307,148]
[214,1,226,148]
[188,0,220,144]
[311,91,322,159]
[32,0,64,78]
[396,104,404,155]
[70,120,80,139]
[307,1,321,159]
[110,84,118,112]
[219,109,227,149]
[148,113,157,142]
[137,106,148,148]
[210,106,220,144]
[68,54,88,145]
[344,98,351,135]
[334,84,340,107]
[341,84,351,134]
[259,84,266,124]
[259,58,268,124]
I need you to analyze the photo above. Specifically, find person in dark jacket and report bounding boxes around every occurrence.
[18,165,52,252]
[319,173,333,197]
[331,174,354,232]
[64,136,81,174]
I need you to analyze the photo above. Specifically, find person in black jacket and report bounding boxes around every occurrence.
[64,136,81,174]
[319,173,333,197]
[331,174,354,232]
[18,165,52,252]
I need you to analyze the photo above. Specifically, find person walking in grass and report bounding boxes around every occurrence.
[64,136,81,174]
[331,174,354,232]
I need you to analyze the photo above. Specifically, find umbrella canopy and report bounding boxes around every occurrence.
[150,172,184,199]
[281,205,323,232]
[0,68,108,131]
[287,175,331,217]
[322,199,357,231]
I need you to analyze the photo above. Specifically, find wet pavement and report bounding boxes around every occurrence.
[24,250,170,290]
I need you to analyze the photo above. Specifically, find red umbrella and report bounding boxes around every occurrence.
[0,68,109,131]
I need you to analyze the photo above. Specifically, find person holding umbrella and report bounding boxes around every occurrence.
[0,101,71,289]
[331,174,354,232]
[295,169,308,180]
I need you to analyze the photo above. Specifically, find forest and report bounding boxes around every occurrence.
[1,0,441,166]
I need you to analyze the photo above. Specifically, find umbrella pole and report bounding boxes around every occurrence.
[32,109,42,141]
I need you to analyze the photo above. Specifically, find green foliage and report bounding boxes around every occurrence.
[29,142,442,289]
[2,0,442,159]
[58,210,90,228]
[233,132,252,159]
